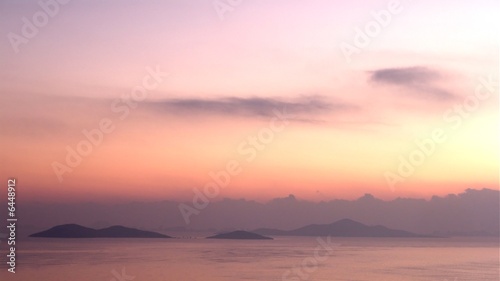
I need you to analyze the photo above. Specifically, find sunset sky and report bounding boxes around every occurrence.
[0,0,498,203]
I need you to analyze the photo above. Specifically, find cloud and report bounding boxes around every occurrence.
[369,66,456,100]
[0,93,358,140]
[17,188,500,237]
[370,66,439,84]
[146,95,356,121]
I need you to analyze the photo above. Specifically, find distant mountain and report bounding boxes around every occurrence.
[30,224,171,238]
[254,219,428,237]
[207,230,273,240]
[96,225,169,238]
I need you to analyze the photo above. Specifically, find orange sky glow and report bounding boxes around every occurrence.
[0,0,498,203]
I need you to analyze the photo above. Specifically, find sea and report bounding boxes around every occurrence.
[0,236,498,281]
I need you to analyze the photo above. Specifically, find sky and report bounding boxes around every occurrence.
[0,0,498,204]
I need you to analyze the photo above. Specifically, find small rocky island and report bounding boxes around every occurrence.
[207,230,273,240]
[254,218,429,237]
[30,224,171,238]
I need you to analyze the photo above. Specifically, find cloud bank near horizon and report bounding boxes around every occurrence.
[7,188,499,238]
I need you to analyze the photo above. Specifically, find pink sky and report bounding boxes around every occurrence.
[0,0,498,203]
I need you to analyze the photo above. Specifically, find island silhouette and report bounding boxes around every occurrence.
[30,224,171,238]
[254,218,429,237]
[207,230,273,240]
[30,219,430,239]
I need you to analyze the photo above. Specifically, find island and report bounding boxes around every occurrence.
[254,218,429,237]
[207,230,273,240]
[30,224,171,238]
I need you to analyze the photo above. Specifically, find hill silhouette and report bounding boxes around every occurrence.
[255,218,428,237]
[30,224,170,238]
[207,230,273,240]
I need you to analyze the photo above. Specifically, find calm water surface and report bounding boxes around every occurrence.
[1,237,498,280]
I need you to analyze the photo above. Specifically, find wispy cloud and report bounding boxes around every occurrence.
[369,66,456,101]
[0,93,358,139]
[146,95,356,120]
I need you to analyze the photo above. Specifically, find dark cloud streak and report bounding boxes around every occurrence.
[369,66,456,101]
[147,95,356,120]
